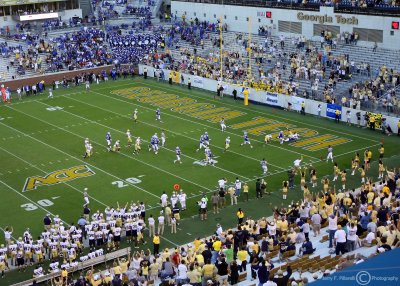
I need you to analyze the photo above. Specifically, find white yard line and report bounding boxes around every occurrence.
[0,179,70,226]
[0,146,109,207]
[33,100,253,181]
[0,120,160,201]
[93,88,320,161]
[64,94,288,172]
[4,106,213,196]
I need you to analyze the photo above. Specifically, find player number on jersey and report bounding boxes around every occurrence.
[21,199,54,211]
[46,106,63,111]
[111,177,142,189]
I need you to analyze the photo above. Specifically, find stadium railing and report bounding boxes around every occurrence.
[11,247,131,286]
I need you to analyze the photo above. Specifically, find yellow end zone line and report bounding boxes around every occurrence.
[137,80,379,143]
[89,85,321,162]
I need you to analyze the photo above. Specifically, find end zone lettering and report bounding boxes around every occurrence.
[23,165,95,192]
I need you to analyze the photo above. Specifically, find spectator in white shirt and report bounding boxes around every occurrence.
[361,229,376,247]
[328,212,338,248]
[334,225,347,255]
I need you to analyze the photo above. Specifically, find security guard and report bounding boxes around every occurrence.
[335,109,340,123]
[168,72,173,85]
[188,78,191,89]
[397,120,400,136]
[143,67,148,79]
[369,115,375,130]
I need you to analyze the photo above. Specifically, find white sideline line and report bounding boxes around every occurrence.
[139,79,378,143]
[64,94,287,171]
[0,120,159,202]
[33,99,253,181]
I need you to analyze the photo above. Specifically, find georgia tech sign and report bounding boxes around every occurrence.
[297,12,358,25]
[23,165,95,192]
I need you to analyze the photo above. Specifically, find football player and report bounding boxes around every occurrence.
[106,132,112,151]
[174,146,182,164]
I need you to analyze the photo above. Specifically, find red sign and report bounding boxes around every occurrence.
[266,11,272,18]
[392,21,399,30]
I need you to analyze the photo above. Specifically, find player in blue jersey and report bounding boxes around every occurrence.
[205,147,214,166]
[149,133,159,154]
[155,108,162,122]
[174,147,182,164]
[106,132,112,151]
[240,131,253,148]
[203,132,210,146]
[196,134,207,152]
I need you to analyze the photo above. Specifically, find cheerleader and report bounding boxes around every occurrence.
[333,162,340,181]
[282,181,288,200]
[322,177,330,193]
[358,165,366,184]
[311,169,317,188]
[378,160,385,179]
[300,169,306,191]
[341,170,347,190]
[363,150,369,170]
[354,153,360,168]
[351,159,357,176]
[303,185,312,202]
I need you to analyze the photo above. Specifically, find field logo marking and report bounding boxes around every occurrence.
[46,106,64,111]
[23,165,95,192]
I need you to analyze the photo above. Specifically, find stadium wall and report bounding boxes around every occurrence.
[2,65,116,90]
[0,9,82,29]
[139,64,400,133]
[171,2,400,49]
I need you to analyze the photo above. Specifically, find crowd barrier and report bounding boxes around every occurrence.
[11,247,131,286]
[138,64,400,133]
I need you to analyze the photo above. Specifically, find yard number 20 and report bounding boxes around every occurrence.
[111,177,142,188]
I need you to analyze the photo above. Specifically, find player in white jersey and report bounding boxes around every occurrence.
[85,80,90,91]
[48,88,53,98]
[326,145,334,163]
[83,188,90,206]
[84,138,92,158]
[241,132,253,148]
[112,140,121,152]
[264,134,272,144]
[178,190,187,210]
[133,108,138,122]
[224,136,230,152]
[174,146,182,164]
[17,87,22,100]
[161,130,166,147]
[220,118,226,132]
[133,137,141,155]
[106,132,112,151]
[126,129,132,147]
[261,158,268,175]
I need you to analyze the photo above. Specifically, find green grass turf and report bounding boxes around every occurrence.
[0,77,399,284]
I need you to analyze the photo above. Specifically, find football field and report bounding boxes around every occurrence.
[0,77,399,282]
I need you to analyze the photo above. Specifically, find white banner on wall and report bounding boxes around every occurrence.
[266,92,279,106]
[193,76,204,88]
[138,65,399,132]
